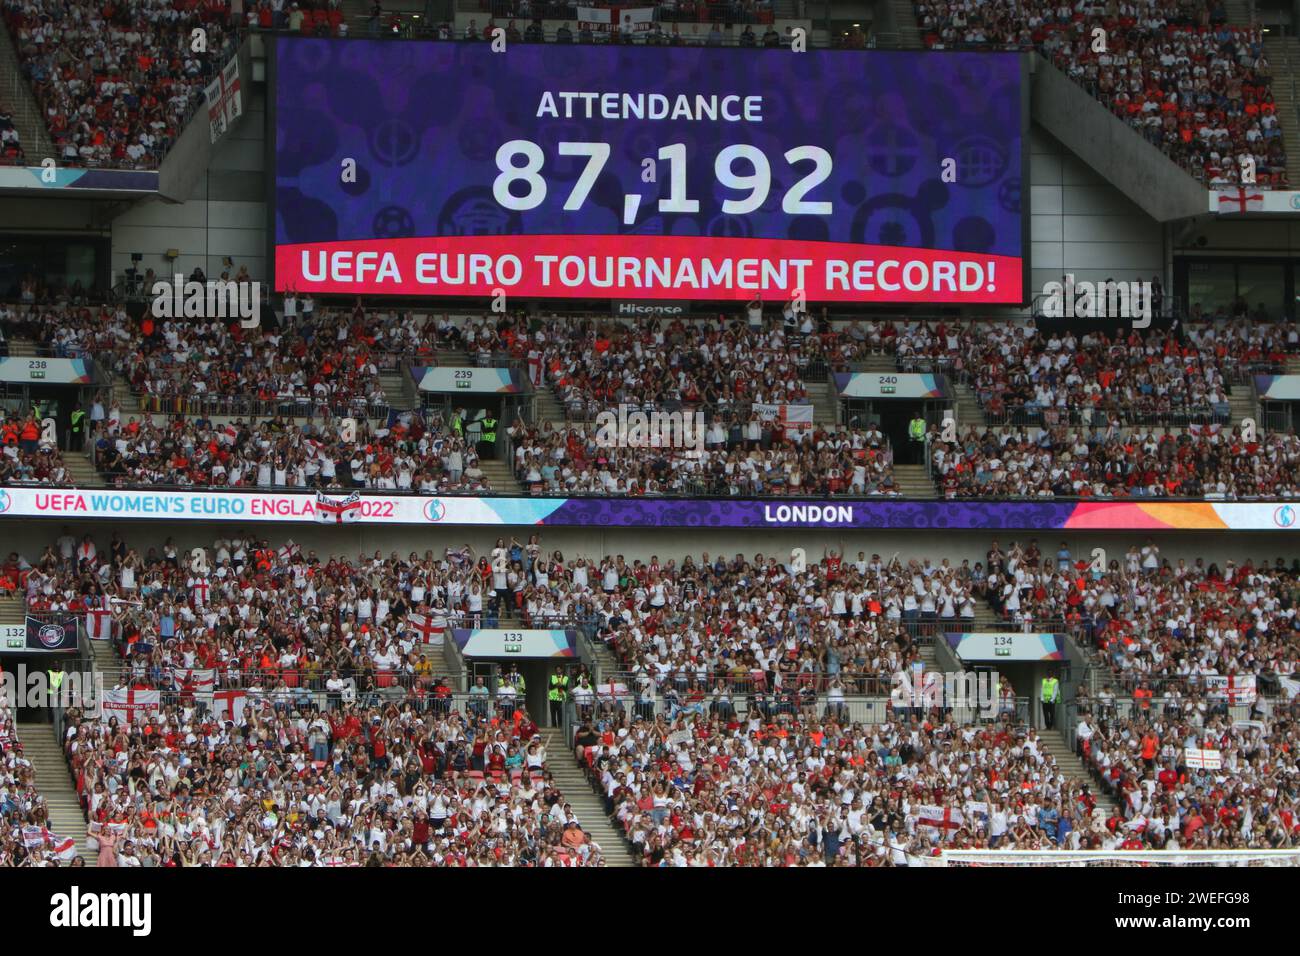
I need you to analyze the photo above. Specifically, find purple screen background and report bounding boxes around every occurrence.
[274,39,1025,258]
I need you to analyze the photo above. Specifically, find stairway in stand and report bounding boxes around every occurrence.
[889,0,923,47]
[892,463,937,498]
[533,389,566,425]
[916,636,941,670]
[477,456,521,493]
[804,382,839,425]
[1226,383,1257,427]
[378,370,412,411]
[87,638,122,685]
[857,354,898,373]
[1221,0,1253,24]
[0,591,22,630]
[1263,34,1300,188]
[15,721,95,864]
[63,449,104,487]
[581,631,621,684]
[0,28,55,162]
[1039,728,1119,819]
[952,382,986,428]
[542,729,638,867]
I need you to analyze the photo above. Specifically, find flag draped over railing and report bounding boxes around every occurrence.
[315,491,362,523]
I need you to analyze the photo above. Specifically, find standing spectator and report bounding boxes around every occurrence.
[1041,671,1060,730]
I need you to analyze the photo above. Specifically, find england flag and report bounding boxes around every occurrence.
[315,491,362,524]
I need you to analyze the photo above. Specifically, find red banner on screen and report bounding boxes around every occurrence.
[275,235,1022,304]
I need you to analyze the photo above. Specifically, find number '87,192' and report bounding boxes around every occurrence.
[493,140,833,217]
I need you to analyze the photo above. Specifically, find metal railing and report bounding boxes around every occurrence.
[125,393,392,422]
[1079,667,1290,698]
[567,691,1033,726]
[542,396,815,427]
[95,682,549,726]
[968,402,1233,430]
[1061,696,1285,753]
[347,11,811,42]
[96,664,459,702]
[1029,292,1184,323]
[18,462,1300,504]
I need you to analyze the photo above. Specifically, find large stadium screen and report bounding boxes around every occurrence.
[273,39,1027,304]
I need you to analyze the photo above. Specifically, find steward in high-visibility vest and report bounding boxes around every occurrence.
[548,670,569,727]
[908,417,926,442]
[70,408,87,450]
[1040,675,1060,730]
[481,417,497,444]
[48,667,65,706]
[548,673,568,700]
[1040,677,1060,702]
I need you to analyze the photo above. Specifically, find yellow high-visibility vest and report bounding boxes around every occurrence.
[548,674,569,702]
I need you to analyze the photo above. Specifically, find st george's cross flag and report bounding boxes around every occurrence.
[315,491,362,523]
[917,804,964,841]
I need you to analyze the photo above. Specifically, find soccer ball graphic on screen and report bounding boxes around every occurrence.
[372,205,416,238]
[437,186,523,236]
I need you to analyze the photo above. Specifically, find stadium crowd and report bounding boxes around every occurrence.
[246,0,346,36]
[6,527,1300,863]
[932,423,1300,498]
[973,537,1300,698]
[0,103,23,164]
[577,710,1145,863]
[446,15,787,44]
[4,293,413,389]
[79,307,386,417]
[59,699,610,866]
[6,301,1300,500]
[2,0,240,168]
[536,315,816,418]
[1072,699,1300,849]
[507,418,898,497]
[89,410,489,492]
[915,0,1288,188]
[0,410,68,484]
[897,318,1298,425]
[577,547,988,692]
[15,531,987,698]
[0,694,52,865]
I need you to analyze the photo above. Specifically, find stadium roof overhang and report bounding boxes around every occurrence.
[0,166,159,200]
[1030,55,1208,223]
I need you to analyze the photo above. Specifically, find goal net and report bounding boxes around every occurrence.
[930,850,1300,867]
